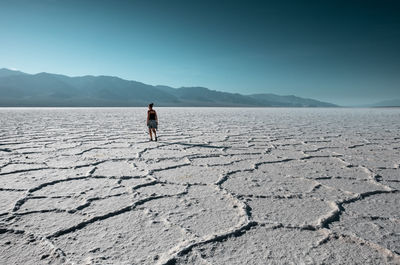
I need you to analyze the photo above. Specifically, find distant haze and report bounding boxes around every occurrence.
[1,0,399,106]
[0,68,337,107]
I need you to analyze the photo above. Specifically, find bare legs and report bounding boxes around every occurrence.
[152,128,157,141]
[149,128,157,141]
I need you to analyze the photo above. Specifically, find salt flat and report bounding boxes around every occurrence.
[0,107,399,265]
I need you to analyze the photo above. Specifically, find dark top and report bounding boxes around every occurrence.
[148,110,156,120]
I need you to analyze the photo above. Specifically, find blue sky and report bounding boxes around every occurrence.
[1,0,399,105]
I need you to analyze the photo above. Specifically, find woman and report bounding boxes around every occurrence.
[147,103,158,141]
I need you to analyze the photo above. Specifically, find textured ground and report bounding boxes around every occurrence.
[0,107,399,265]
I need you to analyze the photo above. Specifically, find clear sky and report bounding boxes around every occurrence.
[1,0,399,105]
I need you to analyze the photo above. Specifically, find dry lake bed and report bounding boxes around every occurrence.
[0,107,399,265]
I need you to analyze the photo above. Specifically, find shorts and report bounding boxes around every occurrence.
[148,120,158,129]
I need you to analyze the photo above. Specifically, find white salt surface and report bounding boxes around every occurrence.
[0,107,399,264]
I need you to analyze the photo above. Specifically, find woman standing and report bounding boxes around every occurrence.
[147,103,158,141]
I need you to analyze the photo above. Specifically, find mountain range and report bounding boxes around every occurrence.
[0,68,338,107]
[370,99,400,107]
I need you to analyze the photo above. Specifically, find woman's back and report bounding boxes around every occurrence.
[148,110,156,120]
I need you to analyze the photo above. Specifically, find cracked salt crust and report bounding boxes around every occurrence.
[0,107,399,264]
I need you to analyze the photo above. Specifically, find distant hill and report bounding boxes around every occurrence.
[247,93,335,107]
[0,68,28,78]
[0,68,337,107]
[371,99,400,107]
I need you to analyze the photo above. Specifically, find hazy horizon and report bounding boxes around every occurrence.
[1,0,400,106]
[1,67,399,107]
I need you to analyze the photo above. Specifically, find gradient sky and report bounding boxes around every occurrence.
[1,0,399,105]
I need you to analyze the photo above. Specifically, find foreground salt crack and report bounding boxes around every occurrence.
[0,108,399,264]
